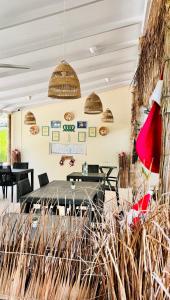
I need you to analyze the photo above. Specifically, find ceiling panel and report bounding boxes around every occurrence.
[0,0,146,111]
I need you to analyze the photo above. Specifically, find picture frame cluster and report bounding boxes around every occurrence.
[42,118,97,142]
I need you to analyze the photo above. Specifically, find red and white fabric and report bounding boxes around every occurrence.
[136,76,163,173]
[127,191,153,226]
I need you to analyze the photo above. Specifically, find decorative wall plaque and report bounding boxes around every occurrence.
[64,112,74,121]
[63,124,75,132]
[99,126,109,136]
[30,125,39,135]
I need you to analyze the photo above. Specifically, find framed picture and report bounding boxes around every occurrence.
[88,127,96,137]
[77,121,87,129]
[52,131,60,141]
[78,132,86,142]
[51,120,61,128]
[42,126,49,136]
[63,124,75,132]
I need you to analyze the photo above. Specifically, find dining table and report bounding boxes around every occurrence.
[20,180,104,222]
[0,168,34,200]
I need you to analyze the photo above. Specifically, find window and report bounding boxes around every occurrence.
[0,113,8,162]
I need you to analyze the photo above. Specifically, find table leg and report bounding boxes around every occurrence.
[16,174,21,202]
[31,170,34,191]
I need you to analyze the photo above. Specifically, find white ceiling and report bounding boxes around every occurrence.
[0,0,147,112]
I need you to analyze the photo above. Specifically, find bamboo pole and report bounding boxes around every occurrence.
[159,1,170,203]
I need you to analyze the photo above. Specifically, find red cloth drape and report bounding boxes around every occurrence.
[136,101,162,173]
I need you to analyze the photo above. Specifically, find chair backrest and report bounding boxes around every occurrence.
[38,173,49,187]
[17,178,32,199]
[13,162,29,169]
[1,166,14,184]
[88,164,99,173]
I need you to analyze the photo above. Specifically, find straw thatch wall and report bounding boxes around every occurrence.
[131,0,170,199]
[0,202,169,300]
[133,0,167,106]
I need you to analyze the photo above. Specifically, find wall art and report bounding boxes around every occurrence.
[51,120,61,128]
[78,132,86,142]
[77,121,87,128]
[49,143,86,155]
[42,126,49,136]
[59,155,75,166]
[88,127,96,137]
[63,124,75,132]
[52,131,60,141]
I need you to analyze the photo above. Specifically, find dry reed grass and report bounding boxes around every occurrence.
[0,196,168,300]
[133,0,167,106]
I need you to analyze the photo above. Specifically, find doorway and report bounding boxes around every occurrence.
[0,113,8,162]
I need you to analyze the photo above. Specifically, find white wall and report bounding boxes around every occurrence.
[11,86,131,189]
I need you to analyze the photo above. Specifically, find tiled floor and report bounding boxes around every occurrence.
[0,188,20,215]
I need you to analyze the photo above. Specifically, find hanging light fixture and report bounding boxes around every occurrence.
[24,112,36,125]
[48,60,81,99]
[101,108,114,123]
[84,92,103,114]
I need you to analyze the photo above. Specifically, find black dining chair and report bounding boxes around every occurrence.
[13,162,29,169]
[88,164,99,173]
[82,164,100,182]
[2,166,17,202]
[13,162,29,180]
[17,178,32,213]
[0,172,5,198]
[38,173,49,187]
[103,171,120,206]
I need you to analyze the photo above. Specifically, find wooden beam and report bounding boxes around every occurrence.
[0,18,141,59]
[0,0,104,31]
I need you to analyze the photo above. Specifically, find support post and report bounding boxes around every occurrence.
[159,1,170,202]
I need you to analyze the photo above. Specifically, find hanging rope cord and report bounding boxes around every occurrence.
[62,0,66,60]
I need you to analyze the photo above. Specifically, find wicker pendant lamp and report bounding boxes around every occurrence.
[84,92,103,114]
[101,108,114,123]
[48,60,81,99]
[24,112,36,125]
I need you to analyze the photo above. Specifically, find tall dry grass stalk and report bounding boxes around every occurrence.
[0,197,169,300]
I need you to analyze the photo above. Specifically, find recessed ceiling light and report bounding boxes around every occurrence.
[89,46,97,55]
[105,78,110,83]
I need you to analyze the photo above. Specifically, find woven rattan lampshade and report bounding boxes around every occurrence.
[24,112,36,125]
[101,108,114,123]
[84,92,103,114]
[48,60,81,99]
